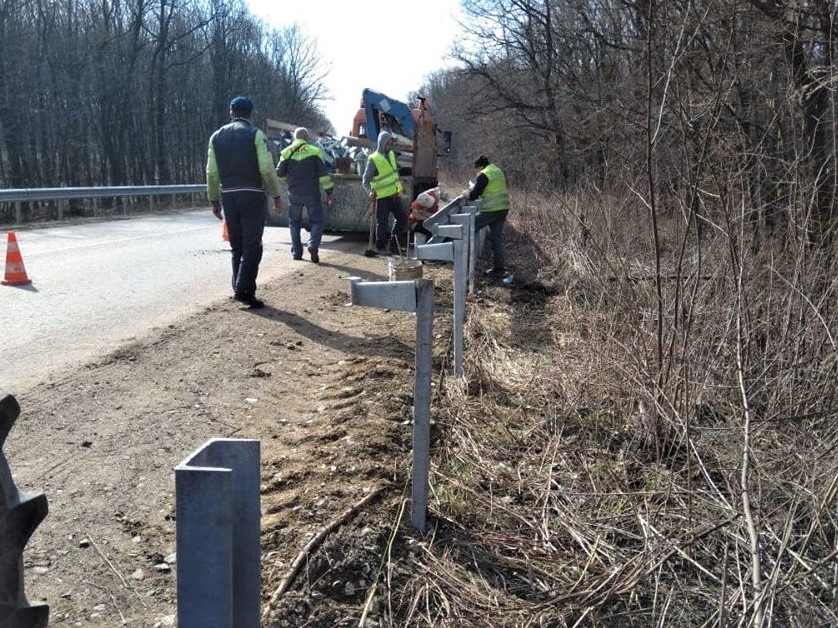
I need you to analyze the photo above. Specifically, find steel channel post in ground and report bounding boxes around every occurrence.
[348,278,434,533]
[457,206,478,291]
[416,222,466,377]
[175,438,261,628]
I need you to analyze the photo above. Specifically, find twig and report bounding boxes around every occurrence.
[84,578,128,624]
[263,485,388,617]
[735,261,764,627]
[85,532,149,610]
[359,495,408,626]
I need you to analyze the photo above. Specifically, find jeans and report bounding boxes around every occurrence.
[287,194,324,258]
[474,210,508,269]
[222,191,266,297]
[374,194,408,251]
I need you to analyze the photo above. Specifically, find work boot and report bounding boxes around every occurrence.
[307,246,319,263]
[233,293,264,309]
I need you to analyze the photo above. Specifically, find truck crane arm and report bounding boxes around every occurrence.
[361,88,423,141]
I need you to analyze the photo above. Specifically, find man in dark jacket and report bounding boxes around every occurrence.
[276,127,334,263]
[206,96,282,308]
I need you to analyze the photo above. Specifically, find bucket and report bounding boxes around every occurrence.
[388,257,423,281]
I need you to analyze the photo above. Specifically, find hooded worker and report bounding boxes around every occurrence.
[362,131,408,254]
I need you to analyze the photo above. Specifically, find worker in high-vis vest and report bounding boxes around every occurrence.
[207,96,283,309]
[362,131,408,254]
[276,127,334,264]
[461,155,511,277]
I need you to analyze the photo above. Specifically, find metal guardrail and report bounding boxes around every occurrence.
[0,185,206,225]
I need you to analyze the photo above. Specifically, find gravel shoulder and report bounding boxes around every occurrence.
[6,245,448,626]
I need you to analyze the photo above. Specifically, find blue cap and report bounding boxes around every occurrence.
[229,96,253,115]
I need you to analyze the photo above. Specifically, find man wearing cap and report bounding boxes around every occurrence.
[276,127,334,263]
[206,96,283,309]
[460,156,510,277]
[362,131,408,254]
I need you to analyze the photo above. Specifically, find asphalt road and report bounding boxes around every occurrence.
[0,211,353,395]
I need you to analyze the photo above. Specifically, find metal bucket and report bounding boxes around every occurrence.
[388,257,423,281]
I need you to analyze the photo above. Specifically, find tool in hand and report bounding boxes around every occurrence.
[363,199,378,257]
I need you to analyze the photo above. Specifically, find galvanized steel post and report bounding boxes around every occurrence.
[175,438,261,628]
[416,222,467,377]
[348,278,434,532]
[456,206,478,291]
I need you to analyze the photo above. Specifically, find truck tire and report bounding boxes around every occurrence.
[0,393,49,627]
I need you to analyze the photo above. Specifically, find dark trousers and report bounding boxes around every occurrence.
[374,194,408,251]
[475,210,508,269]
[223,191,266,297]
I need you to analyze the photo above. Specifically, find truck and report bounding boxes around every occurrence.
[264,88,449,233]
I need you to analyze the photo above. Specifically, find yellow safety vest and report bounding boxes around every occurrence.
[478,164,510,213]
[369,151,403,198]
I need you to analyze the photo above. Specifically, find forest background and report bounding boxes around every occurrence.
[2,0,838,625]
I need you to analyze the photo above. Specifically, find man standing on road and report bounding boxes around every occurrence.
[461,155,510,277]
[206,96,283,309]
[276,127,334,263]
[362,131,408,255]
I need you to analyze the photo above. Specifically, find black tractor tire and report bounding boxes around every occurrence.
[0,393,49,628]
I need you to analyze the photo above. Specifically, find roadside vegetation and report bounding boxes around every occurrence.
[404,190,837,625]
[261,188,837,626]
[3,0,836,625]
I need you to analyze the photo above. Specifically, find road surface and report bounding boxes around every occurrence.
[0,211,356,395]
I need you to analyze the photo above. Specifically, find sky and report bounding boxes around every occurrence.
[246,0,465,136]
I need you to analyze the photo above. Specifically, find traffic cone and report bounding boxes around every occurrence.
[2,231,32,286]
[222,221,229,242]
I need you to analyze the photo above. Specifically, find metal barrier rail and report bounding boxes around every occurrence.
[0,185,205,224]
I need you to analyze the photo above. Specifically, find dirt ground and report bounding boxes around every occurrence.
[5,241,458,626]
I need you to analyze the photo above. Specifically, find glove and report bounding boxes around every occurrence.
[273,197,283,213]
[211,201,222,220]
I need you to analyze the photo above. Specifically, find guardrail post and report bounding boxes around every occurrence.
[416,223,467,377]
[348,278,434,532]
[455,205,478,291]
[175,438,261,628]
[14,201,22,225]
[56,199,64,221]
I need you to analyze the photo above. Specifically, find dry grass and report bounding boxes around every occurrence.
[384,192,838,626]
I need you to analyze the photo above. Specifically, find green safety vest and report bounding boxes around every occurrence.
[478,163,510,213]
[369,151,403,198]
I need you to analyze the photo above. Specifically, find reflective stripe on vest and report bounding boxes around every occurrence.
[369,151,403,198]
[478,163,510,212]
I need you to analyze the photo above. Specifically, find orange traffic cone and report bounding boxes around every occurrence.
[222,221,229,242]
[2,231,32,286]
